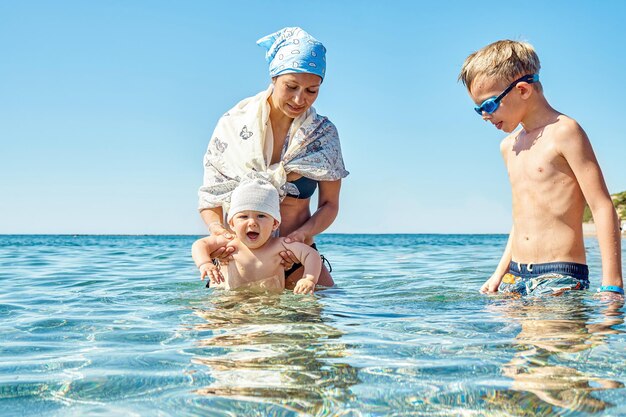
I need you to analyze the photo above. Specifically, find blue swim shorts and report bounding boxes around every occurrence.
[498,261,590,296]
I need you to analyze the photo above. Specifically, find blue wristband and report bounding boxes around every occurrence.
[597,285,625,295]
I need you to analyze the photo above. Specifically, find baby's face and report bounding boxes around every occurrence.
[229,210,279,249]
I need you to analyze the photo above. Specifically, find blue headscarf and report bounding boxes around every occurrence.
[256,27,326,81]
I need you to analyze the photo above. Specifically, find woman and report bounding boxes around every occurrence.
[198,27,349,287]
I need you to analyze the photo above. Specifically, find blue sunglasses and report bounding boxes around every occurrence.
[474,74,539,115]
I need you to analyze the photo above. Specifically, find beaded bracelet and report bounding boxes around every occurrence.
[597,285,625,295]
[197,261,213,270]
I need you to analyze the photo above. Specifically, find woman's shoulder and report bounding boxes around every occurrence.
[221,88,271,119]
[305,109,338,134]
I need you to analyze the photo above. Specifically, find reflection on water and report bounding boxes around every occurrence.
[189,291,359,414]
[484,295,625,415]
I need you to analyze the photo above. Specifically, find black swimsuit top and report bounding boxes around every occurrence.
[286,176,318,199]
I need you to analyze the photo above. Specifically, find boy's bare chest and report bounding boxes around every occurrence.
[506,137,571,187]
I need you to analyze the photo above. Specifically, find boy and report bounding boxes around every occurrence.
[192,179,321,294]
[459,40,623,297]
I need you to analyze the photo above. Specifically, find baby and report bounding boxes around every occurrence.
[192,179,321,294]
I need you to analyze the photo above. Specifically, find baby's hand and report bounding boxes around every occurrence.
[293,278,315,295]
[200,262,224,285]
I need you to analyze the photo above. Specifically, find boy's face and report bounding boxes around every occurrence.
[469,76,525,133]
[228,210,279,249]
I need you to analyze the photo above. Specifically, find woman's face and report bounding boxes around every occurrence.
[270,73,322,119]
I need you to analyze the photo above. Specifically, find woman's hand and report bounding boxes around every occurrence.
[284,229,309,244]
[208,222,235,263]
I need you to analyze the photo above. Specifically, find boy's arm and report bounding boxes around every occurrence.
[481,227,513,293]
[281,240,322,294]
[481,137,515,293]
[559,123,623,292]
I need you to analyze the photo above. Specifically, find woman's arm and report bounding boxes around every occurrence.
[286,179,341,242]
[199,207,235,260]
[200,207,227,234]
[281,179,340,287]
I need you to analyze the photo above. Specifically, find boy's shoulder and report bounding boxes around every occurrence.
[545,115,589,152]
[500,115,587,152]
[553,114,585,134]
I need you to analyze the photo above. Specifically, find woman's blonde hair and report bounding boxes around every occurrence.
[459,40,542,91]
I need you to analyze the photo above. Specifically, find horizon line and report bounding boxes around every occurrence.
[0,232,512,236]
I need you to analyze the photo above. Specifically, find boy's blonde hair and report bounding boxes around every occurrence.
[459,40,542,92]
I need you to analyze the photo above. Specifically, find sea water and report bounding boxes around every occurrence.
[0,234,624,416]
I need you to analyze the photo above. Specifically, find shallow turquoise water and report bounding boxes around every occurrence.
[0,234,624,416]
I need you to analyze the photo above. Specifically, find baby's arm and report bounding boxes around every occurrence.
[559,122,623,293]
[281,240,322,294]
[191,236,232,284]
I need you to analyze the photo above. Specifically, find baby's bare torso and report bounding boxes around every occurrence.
[217,238,286,292]
[503,117,586,264]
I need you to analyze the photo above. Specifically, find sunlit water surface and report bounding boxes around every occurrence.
[0,234,624,416]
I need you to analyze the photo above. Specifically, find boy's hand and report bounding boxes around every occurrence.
[200,262,224,285]
[480,273,502,293]
[293,278,315,295]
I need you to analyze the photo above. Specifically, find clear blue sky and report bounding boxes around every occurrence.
[1,1,625,234]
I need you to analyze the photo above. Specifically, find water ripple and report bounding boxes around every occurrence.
[0,235,624,416]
